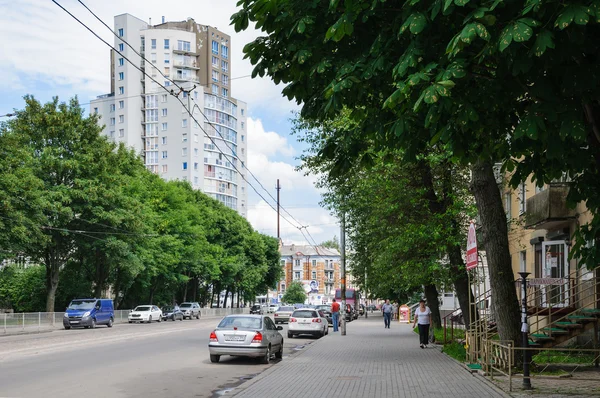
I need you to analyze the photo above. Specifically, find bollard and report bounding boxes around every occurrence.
[518,271,532,390]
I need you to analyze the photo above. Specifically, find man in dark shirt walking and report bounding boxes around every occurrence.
[382,299,393,329]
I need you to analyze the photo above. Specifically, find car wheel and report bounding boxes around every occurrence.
[171,315,176,321]
[260,346,271,364]
[179,315,183,321]
[196,313,200,319]
[210,354,220,363]
[90,318,96,329]
[148,316,152,323]
[64,325,71,330]
[275,341,283,359]
[107,317,113,328]
[287,331,293,338]
[157,316,162,322]
[128,321,132,324]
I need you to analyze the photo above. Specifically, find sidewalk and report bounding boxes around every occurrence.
[232,315,510,398]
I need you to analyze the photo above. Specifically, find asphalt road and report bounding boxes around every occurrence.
[0,315,323,398]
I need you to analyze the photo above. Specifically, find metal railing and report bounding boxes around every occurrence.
[2,307,248,335]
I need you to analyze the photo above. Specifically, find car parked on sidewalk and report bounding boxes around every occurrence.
[63,298,114,329]
[128,305,162,323]
[180,302,201,319]
[315,305,334,327]
[288,308,328,338]
[208,314,284,364]
[250,304,263,315]
[273,306,295,324]
[161,305,184,321]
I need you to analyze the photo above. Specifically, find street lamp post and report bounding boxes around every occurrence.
[518,271,532,390]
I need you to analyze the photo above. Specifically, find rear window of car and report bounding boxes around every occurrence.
[293,310,318,318]
[218,316,262,329]
[180,303,191,308]
[277,306,294,312]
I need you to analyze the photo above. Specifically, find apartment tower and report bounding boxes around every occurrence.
[91,14,248,217]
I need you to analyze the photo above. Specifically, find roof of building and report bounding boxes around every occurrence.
[280,244,340,257]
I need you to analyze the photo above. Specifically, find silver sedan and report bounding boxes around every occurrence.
[208,314,284,364]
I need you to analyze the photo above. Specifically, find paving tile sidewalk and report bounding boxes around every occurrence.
[232,315,510,398]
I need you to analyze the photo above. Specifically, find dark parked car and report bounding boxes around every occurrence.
[162,305,184,321]
[315,305,334,326]
[344,304,354,322]
[250,304,263,314]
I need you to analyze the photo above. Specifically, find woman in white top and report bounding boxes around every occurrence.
[412,299,431,348]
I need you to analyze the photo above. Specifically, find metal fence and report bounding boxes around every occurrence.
[2,307,248,335]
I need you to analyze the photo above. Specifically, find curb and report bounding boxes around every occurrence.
[230,332,328,396]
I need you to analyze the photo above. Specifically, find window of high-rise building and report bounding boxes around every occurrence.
[110,117,115,125]
[161,94,168,102]
[212,84,218,94]
[119,129,124,137]
[194,134,199,142]
[118,43,124,52]
[162,108,168,117]
[241,122,245,130]
[165,81,171,86]
[177,40,191,52]
[221,45,228,59]
[182,133,188,142]
[222,74,229,85]
[212,56,219,67]
[118,72,124,80]
[161,122,167,131]
[151,39,156,49]
[212,70,219,82]
[118,58,124,66]
[164,67,170,76]
[194,176,198,184]
[241,109,244,116]
[119,86,124,95]
[182,162,188,170]
[110,104,115,112]
[212,40,219,54]
[162,164,167,173]
[119,100,124,109]
[222,88,228,97]
[146,109,158,122]
[194,162,198,170]
[119,115,124,123]
[194,148,199,156]
[146,95,158,108]
[93,107,98,114]
[161,137,167,145]
[162,151,167,159]
[221,60,228,71]
[164,39,170,49]
[118,28,124,37]
[151,53,157,63]
[109,131,115,138]
[164,53,170,64]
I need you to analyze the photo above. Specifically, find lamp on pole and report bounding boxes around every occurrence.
[518,271,532,390]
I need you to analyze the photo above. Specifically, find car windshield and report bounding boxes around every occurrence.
[163,307,174,312]
[180,303,192,308]
[293,310,318,318]
[218,316,262,329]
[134,306,151,311]
[316,305,329,310]
[277,306,294,312]
[251,305,260,309]
[67,300,96,310]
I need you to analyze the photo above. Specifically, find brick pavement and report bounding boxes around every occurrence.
[232,315,510,398]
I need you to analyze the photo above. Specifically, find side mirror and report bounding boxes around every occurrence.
[277,326,283,330]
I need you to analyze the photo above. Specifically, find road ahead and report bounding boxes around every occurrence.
[0,316,321,398]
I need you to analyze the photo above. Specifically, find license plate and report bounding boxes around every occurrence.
[224,335,245,342]
[70,321,80,324]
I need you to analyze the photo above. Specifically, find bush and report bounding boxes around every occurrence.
[0,265,46,312]
[442,342,467,362]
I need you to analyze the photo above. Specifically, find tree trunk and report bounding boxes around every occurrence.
[236,289,241,308]
[470,159,520,344]
[447,243,477,328]
[223,288,230,308]
[45,255,60,313]
[424,284,441,329]
[182,272,190,302]
[192,277,198,303]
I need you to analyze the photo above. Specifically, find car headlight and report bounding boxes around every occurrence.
[83,311,91,317]
[64,313,69,317]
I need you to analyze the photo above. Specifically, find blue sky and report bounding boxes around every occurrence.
[0,0,340,245]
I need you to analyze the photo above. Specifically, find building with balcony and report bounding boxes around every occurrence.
[278,244,341,305]
[90,14,248,217]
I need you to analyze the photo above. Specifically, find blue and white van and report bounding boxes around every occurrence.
[63,298,114,329]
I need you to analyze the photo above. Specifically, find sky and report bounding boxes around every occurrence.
[0,0,341,246]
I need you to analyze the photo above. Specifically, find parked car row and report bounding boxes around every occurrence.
[128,302,201,323]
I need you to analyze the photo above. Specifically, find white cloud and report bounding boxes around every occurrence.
[0,0,296,116]
[247,118,294,157]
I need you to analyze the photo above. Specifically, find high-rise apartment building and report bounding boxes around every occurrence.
[91,14,248,217]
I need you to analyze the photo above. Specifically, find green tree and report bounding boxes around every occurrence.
[319,236,340,251]
[282,281,307,304]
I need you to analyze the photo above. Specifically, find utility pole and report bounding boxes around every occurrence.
[276,179,281,240]
[341,212,347,336]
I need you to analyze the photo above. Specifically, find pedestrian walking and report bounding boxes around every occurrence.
[392,303,398,321]
[331,299,340,332]
[381,299,393,329]
[412,299,432,348]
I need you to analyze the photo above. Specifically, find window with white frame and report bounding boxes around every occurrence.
[212,56,219,67]
[162,108,167,117]
[110,117,115,126]
[212,84,218,94]
[151,39,156,49]
[119,129,124,137]
[311,271,317,279]
[182,162,188,170]
[119,100,124,109]
[151,53,156,63]
[221,45,228,59]
[294,271,301,280]
[182,147,188,156]
[294,259,300,267]
[519,182,527,214]
[109,104,115,112]
[212,70,219,82]
[161,136,167,145]
[161,94,167,103]
[118,115,124,123]
[161,123,167,131]
[194,148,199,156]
[118,86,124,95]
[164,39,169,49]
[222,74,229,85]
[212,40,219,54]
[312,259,317,267]
[177,40,191,52]
[182,119,188,128]
[164,53,170,64]
[182,133,188,142]
[118,28,124,37]
[118,43,124,52]
[161,164,167,173]
[222,88,228,97]
[118,72,124,80]
[221,60,228,71]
